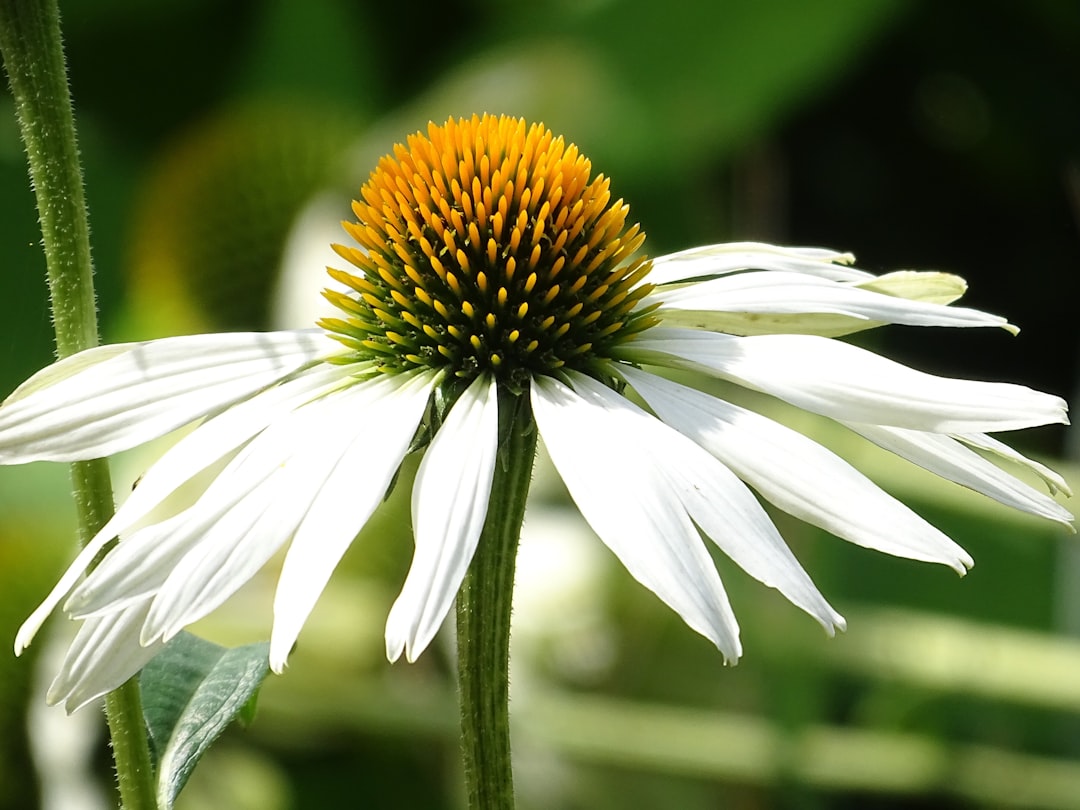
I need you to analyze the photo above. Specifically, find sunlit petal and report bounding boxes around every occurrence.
[654,270,1013,337]
[0,330,334,463]
[621,366,973,572]
[385,375,499,663]
[47,600,165,714]
[847,422,1075,528]
[574,370,846,630]
[533,372,745,659]
[86,362,357,552]
[855,270,968,306]
[66,513,196,618]
[271,371,435,671]
[626,327,1068,433]
[954,431,1071,497]
[647,242,866,285]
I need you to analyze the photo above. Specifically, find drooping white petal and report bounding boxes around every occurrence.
[647,242,867,286]
[626,328,1069,433]
[556,370,844,633]
[47,600,165,714]
[140,372,434,650]
[65,374,369,637]
[653,270,1013,336]
[846,422,1075,528]
[139,477,290,646]
[620,366,973,572]
[62,471,279,639]
[655,268,978,338]
[532,372,745,659]
[60,390,325,627]
[385,375,499,664]
[84,362,358,557]
[70,440,303,649]
[953,432,1072,497]
[66,512,197,618]
[270,370,437,671]
[15,525,127,655]
[20,363,359,656]
[0,330,334,464]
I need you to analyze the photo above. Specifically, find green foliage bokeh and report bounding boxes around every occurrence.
[1,1,1078,808]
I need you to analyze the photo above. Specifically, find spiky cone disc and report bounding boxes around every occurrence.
[321,114,659,390]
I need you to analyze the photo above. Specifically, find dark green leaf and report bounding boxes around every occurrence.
[139,632,271,809]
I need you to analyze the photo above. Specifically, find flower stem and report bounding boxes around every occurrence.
[456,384,537,810]
[0,2,156,808]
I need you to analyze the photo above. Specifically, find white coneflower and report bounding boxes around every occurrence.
[0,114,1069,712]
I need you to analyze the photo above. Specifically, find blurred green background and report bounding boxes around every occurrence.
[1,0,1079,808]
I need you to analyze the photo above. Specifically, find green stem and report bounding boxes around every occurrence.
[0,0,95,356]
[0,2,156,808]
[456,384,537,810]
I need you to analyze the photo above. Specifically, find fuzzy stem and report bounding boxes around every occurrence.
[0,1,156,808]
[456,385,536,810]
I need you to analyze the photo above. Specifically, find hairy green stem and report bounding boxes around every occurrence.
[0,1,156,807]
[456,385,537,810]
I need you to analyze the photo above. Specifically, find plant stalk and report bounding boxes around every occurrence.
[0,0,156,807]
[455,384,536,810]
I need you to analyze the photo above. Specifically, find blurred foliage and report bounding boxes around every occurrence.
[127,103,361,334]
[1,0,1078,808]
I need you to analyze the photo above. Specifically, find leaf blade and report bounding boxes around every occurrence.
[139,632,271,809]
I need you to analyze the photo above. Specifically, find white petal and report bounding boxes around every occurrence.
[653,270,1013,335]
[66,512,197,617]
[73,452,298,651]
[570,370,845,629]
[20,362,357,655]
[626,328,1069,433]
[953,432,1072,497]
[86,362,357,555]
[65,477,275,631]
[847,422,1075,528]
[385,375,499,664]
[270,371,436,671]
[621,366,973,572]
[66,392,323,623]
[48,600,165,714]
[532,372,743,659]
[141,373,432,648]
[648,242,867,286]
[67,374,380,642]
[140,479,288,645]
[0,330,334,463]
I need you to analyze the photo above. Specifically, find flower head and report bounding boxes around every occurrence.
[321,115,656,386]
[1,114,1070,711]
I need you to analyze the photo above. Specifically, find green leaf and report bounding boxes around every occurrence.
[139,632,271,809]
